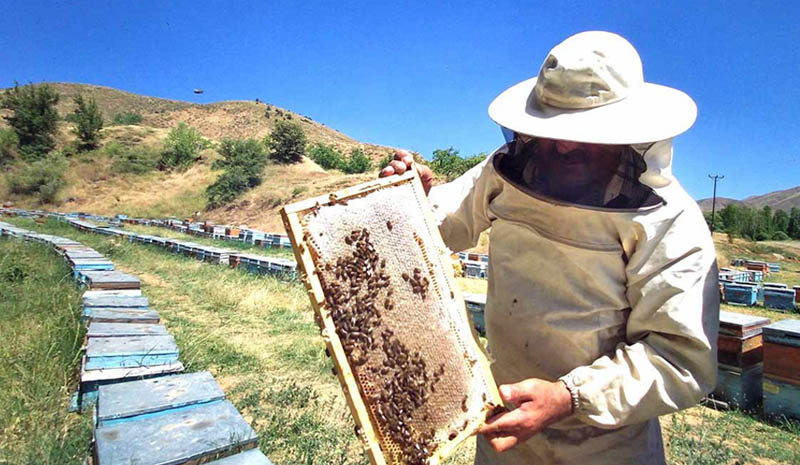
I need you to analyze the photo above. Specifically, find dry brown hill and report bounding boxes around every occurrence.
[697,186,800,212]
[5,82,396,164]
[1,82,404,230]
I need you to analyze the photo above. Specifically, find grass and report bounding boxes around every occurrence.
[0,238,92,465]
[664,402,800,464]
[4,217,800,464]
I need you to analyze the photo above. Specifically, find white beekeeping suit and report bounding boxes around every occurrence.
[427,31,719,464]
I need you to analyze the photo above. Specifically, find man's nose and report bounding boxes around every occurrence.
[555,140,581,154]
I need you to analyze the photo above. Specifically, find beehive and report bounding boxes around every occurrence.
[281,171,502,465]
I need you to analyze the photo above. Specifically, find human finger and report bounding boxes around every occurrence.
[379,165,395,178]
[394,149,413,163]
[389,160,407,175]
[485,433,520,453]
[499,380,538,405]
[476,408,530,435]
[417,165,434,195]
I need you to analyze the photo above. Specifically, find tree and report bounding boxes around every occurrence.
[429,147,488,181]
[268,120,306,163]
[158,122,208,170]
[308,143,344,170]
[719,204,741,235]
[206,138,269,208]
[788,207,800,239]
[772,208,790,235]
[0,82,60,159]
[0,128,19,166]
[759,205,773,236]
[71,94,104,150]
[342,147,372,174]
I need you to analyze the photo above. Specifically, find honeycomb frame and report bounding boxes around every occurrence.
[281,171,502,465]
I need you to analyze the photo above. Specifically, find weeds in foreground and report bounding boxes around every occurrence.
[0,239,91,465]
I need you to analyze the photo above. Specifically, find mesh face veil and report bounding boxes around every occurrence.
[496,127,664,210]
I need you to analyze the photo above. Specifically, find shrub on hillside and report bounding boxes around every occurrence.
[7,153,67,203]
[342,147,372,174]
[206,138,268,208]
[158,122,208,170]
[0,128,19,166]
[771,231,790,241]
[268,120,306,164]
[1,82,60,160]
[308,143,344,170]
[108,142,160,174]
[71,94,104,151]
[112,112,143,125]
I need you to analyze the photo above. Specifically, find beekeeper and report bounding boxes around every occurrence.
[381,31,719,464]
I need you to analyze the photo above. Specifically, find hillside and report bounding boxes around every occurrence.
[0,82,400,230]
[697,186,800,212]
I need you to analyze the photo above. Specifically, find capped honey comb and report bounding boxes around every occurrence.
[281,171,502,465]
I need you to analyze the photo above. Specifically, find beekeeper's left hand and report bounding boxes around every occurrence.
[477,378,573,452]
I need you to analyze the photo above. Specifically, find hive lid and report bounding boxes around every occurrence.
[719,311,771,338]
[763,319,800,347]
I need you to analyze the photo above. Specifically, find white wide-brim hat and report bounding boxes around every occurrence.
[488,31,697,145]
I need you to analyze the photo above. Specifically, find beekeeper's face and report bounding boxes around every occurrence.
[535,137,623,202]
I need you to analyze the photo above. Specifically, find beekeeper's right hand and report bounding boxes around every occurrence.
[379,150,434,195]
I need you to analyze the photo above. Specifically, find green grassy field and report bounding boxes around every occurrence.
[2,217,799,464]
[0,238,92,465]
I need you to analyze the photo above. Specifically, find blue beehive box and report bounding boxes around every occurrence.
[764,288,796,312]
[767,263,781,272]
[763,376,800,421]
[463,293,487,335]
[724,283,758,306]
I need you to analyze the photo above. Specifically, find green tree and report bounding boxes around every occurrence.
[773,208,790,235]
[206,138,269,208]
[0,128,19,166]
[788,207,800,239]
[342,147,372,174]
[0,82,60,159]
[308,143,344,170]
[268,120,306,164]
[759,205,773,236]
[158,122,208,170]
[719,204,741,235]
[71,94,104,150]
[429,147,487,181]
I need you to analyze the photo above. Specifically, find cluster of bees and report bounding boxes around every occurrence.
[318,226,444,464]
[402,267,430,300]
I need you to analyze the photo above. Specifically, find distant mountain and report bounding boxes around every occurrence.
[698,186,800,212]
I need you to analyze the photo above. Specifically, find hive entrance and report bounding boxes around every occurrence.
[281,172,501,465]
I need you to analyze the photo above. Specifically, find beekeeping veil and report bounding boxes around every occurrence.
[488,31,695,208]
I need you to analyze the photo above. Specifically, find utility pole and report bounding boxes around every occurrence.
[708,174,724,232]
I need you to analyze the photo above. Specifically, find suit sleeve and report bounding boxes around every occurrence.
[560,198,720,428]
[427,156,500,252]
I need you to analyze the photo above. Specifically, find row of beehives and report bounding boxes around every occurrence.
[0,207,299,279]
[730,258,782,273]
[711,311,800,421]
[0,220,274,465]
[122,215,293,249]
[720,280,799,311]
[455,252,489,279]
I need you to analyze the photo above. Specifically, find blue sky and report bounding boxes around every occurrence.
[1,1,798,201]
